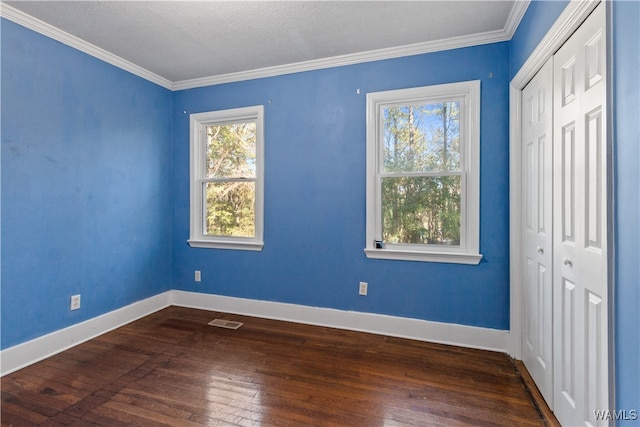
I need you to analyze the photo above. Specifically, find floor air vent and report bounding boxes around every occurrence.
[208,319,243,330]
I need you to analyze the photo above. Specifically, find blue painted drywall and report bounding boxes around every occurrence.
[612,1,640,422]
[1,19,174,349]
[172,42,511,330]
[512,0,640,419]
[509,0,569,78]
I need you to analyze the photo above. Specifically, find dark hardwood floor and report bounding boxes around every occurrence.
[2,306,548,426]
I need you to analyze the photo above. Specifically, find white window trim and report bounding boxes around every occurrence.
[188,105,264,251]
[364,81,482,264]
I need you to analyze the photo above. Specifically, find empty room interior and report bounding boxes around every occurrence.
[1,1,638,426]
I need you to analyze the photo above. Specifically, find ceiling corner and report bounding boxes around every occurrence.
[504,0,531,38]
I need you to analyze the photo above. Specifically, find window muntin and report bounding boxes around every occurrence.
[365,82,481,264]
[189,106,264,250]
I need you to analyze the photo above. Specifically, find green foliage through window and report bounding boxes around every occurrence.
[382,176,461,245]
[381,101,462,246]
[205,122,257,238]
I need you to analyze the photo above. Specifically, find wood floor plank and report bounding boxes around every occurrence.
[1,306,549,426]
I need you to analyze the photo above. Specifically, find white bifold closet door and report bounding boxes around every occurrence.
[521,57,554,406]
[552,2,608,425]
[521,3,608,426]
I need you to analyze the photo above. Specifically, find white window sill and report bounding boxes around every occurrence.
[364,248,482,265]
[188,239,264,251]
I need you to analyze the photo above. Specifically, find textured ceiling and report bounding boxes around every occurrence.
[2,1,525,88]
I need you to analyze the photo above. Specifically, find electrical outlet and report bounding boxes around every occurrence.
[70,294,81,310]
[359,281,368,296]
[194,270,201,282]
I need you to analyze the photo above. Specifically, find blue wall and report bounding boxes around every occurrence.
[0,19,174,348]
[509,0,569,77]
[511,0,640,420]
[612,1,640,421]
[172,43,511,330]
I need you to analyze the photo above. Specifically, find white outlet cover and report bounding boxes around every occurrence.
[70,295,81,310]
[359,282,368,295]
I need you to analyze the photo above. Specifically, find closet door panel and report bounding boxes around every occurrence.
[552,3,607,426]
[521,57,554,407]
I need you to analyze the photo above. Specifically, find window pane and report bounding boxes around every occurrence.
[383,101,460,173]
[206,122,256,179]
[205,181,255,237]
[382,176,461,245]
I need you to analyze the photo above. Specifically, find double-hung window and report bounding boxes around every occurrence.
[365,81,482,264]
[189,106,264,251]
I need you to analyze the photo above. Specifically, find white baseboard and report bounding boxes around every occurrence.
[172,290,510,353]
[0,291,172,376]
[1,290,510,377]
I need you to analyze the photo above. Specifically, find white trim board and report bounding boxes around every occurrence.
[0,292,172,376]
[171,291,509,353]
[1,290,509,376]
[1,2,529,91]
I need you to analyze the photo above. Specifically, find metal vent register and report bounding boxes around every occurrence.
[208,319,243,330]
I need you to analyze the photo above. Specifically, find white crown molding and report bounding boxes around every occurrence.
[0,3,173,90]
[0,0,530,92]
[172,1,530,90]
[172,28,515,90]
[0,292,172,376]
[504,0,531,39]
